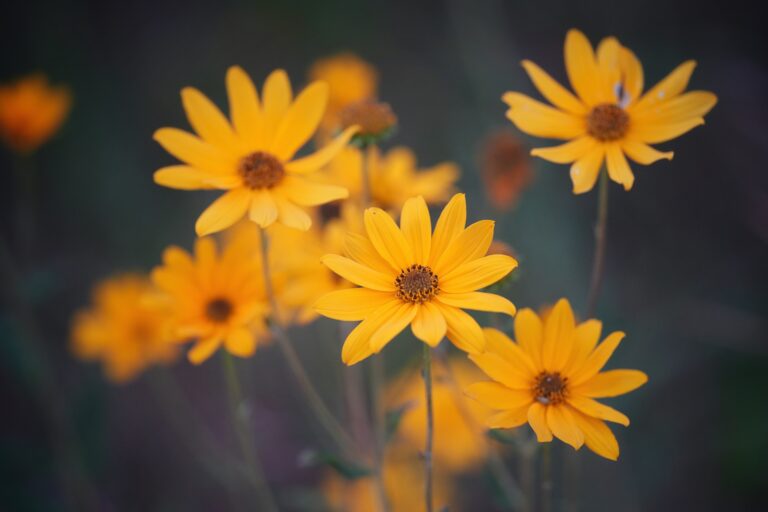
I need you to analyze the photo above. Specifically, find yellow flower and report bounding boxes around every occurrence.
[389,357,490,471]
[153,67,358,235]
[323,146,460,211]
[71,274,177,383]
[467,298,648,460]
[315,193,518,365]
[308,52,378,132]
[151,233,269,364]
[503,29,717,193]
[0,74,71,153]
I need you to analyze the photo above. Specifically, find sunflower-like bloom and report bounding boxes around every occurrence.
[0,74,71,153]
[70,274,178,383]
[467,299,648,460]
[153,67,358,235]
[151,234,269,364]
[503,29,717,193]
[322,146,460,211]
[315,193,518,365]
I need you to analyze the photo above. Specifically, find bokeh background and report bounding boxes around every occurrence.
[2,0,767,510]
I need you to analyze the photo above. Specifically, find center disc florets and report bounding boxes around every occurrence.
[534,371,568,405]
[206,297,233,323]
[395,264,439,304]
[239,151,285,189]
[586,103,629,142]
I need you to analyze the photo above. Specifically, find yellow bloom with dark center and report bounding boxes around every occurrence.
[315,193,518,365]
[71,274,178,383]
[153,67,358,235]
[0,74,71,153]
[467,298,648,460]
[503,29,717,193]
[151,234,269,364]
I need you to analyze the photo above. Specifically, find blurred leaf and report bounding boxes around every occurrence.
[298,449,372,480]
[385,401,415,442]
[487,428,517,445]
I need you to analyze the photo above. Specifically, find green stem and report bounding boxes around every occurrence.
[586,169,610,318]
[422,344,434,512]
[540,443,553,512]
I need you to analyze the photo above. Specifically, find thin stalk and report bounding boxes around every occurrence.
[221,352,279,512]
[422,343,434,512]
[540,443,553,512]
[585,170,610,318]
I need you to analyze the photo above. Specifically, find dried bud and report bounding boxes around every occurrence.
[479,129,533,210]
[339,100,397,147]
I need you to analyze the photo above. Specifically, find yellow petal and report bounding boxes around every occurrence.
[563,319,603,374]
[281,175,348,206]
[632,91,717,126]
[621,140,673,164]
[482,327,538,378]
[271,81,328,160]
[531,136,596,164]
[570,145,605,194]
[567,395,629,426]
[570,331,626,386]
[370,302,417,353]
[521,59,586,115]
[429,193,466,268]
[154,128,236,174]
[605,144,635,191]
[547,405,584,449]
[564,29,603,106]
[343,232,394,276]
[569,408,620,460]
[410,302,446,347]
[628,117,704,144]
[285,125,359,174]
[437,303,485,354]
[486,407,530,429]
[596,37,621,102]
[573,369,648,398]
[364,207,413,270]
[619,47,644,105]
[432,220,495,276]
[502,92,585,139]
[314,288,395,321]
[440,254,518,293]
[541,298,576,371]
[181,87,237,150]
[400,196,432,265]
[436,292,516,316]
[154,165,239,190]
[341,299,402,365]
[225,327,256,358]
[195,188,252,236]
[633,60,696,111]
[261,69,292,146]
[514,308,544,368]
[226,66,261,143]
[527,402,553,442]
[274,196,311,230]
[466,382,532,410]
[249,190,278,228]
[468,351,530,390]
[188,336,221,364]
[321,254,395,292]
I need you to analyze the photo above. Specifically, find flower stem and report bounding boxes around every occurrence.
[258,227,357,455]
[586,169,610,318]
[221,352,279,512]
[422,343,434,512]
[540,443,553,512]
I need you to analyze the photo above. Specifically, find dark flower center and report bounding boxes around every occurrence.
[586,103,629,142]
[395,264,439,304]
[205,297,233,323]
[534,371,568,405]
[239,151,285,189]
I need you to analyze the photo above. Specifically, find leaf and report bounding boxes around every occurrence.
[298,450,372,480]
[487,428,518,445]
[386,401,415,442]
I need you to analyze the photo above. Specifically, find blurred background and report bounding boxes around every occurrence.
[1,0,767,510]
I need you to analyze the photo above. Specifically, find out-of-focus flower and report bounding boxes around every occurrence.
[479,129,533,210]
[315,194,518,365]
[151,232,269,364]
[503,29,717,193]
[388,357,490,472]
[308,52,378,134]
[153,67,358,235]
[71,274,177,383]
[339,100,397,147]
[0,74,71,153]
[322,146,459,212]
[467,298,648,460]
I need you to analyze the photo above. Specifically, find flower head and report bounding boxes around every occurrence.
[70,274,177,382]
[339,100,397,147]
[315,193,518,365]
[467,298,648,460]
[151,232,269,364]
[503,29,717,193]
[153,67,358,235]
[479,129,533,210]
[0,74,71,153]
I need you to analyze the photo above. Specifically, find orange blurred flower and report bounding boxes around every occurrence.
[479,129,533,211]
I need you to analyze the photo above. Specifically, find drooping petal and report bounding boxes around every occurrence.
[432,220,495,276]
[195,188,252,236]
[429,193,466,268]
[271,81,328,160]
[314,288,395,321]
[436,292,516,316]
[410,302,447,347]
[225,327,256,358]
[437,303,486,354]
[226,66,261,144]
[343,232,394,276]
[573,369,648,398]
[569,408,620,460]
[521,59,587,115]
[568,395,629,426]
[181,87,237,150]
[440,254,518,293]
[154,128,236,174]
[285,126,358,174]
[466,382,532,410]
[569,144,605,194]
[531,136,596,164]
[633,60,697,111]
[341,300,401,365]
[364,208,413,270]
[248,190,278,228]
[154,165,239,190]
[260,69,292,146]
[547,405,585,449]
[280,175,348,206]
[527,402,553,442]
[370,302,417,353]
[321,254,396,291]
[605,144,635,191]
[541,298,576,371]
[621,140,673,164]
[188,336,221,364]
[564,29,604,106]
[274,196,312,230]
[514,308,544,367]
[502,92,585,139]
[486,407,530,429]
[400,196,432,265]
[570,331,626,386]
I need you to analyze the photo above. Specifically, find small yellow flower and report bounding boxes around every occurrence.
[467,298,648,460]
[71,274,178,383]
[315,193,518,365]
[151,233,269,364]
[0,74,71,153]
[503,29,717,193]
[153,67,358,235]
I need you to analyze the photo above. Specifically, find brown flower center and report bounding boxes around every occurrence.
[586,103,629,142]
[339,101,397,137]
[534,372,568,405]
[205,297,233,323]
[395,264,439,304]
[238,151,285,189]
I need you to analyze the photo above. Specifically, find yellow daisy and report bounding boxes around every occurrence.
[315,193,518,365]
[467,298,648,460]
[70,274,178,383]
[153,67,358,235]
[503,29,717,193]
[151,233,269,364]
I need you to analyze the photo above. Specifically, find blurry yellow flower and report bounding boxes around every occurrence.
[151,233,269,364]
[153,67,358,235]
[309,52,378,133]
[323,146,459,211]
[0,74,71,153]
[467,298,648,460]
[503,29,717,193]
[71,274,177,383]
[389,357,490,471]
[315,193,518,365]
